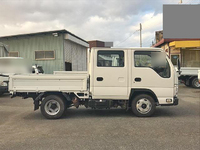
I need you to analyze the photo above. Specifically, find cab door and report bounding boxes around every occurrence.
[131,50,174,104]
[92,49,128,99]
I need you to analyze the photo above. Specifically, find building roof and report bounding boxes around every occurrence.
[0,29,88,44]
[88,40,104,42]
[153,38,200,47]
[0,57,23,59]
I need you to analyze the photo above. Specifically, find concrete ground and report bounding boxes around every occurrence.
[0,85,199,150]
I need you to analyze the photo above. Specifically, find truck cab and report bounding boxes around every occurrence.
[89,48,178,104]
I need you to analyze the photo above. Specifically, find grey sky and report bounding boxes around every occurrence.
[0,0,199,47]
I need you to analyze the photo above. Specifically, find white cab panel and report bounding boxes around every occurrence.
[92,49,129,99]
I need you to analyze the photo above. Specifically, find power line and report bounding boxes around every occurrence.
[143,36,155,43]
[115,30,139,46]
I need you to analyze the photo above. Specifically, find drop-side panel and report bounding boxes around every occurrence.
[9,73,88,93]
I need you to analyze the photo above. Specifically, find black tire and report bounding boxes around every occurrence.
[131,94,156,117]
[184,82,191,87]
[40,95,66,119]
[191,77,200,88]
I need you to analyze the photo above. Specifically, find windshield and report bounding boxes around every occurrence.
[97,50,124,67]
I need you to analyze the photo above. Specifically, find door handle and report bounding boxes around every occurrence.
[97,77,103,81]
[135,77,141,82]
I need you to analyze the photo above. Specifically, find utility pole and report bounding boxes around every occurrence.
[140,23,142,47]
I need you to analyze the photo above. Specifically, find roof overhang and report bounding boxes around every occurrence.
[154,38,200,47]
[64,34,89,47]
[0,57,23,59]
[169,40,200,48]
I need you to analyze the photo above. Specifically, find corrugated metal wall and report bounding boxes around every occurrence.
[0,34,64,74]
[64,40,87,71]
[0,43,8,57]
[0,46,5,57]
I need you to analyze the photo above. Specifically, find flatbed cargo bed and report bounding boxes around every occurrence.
[9,72,88,93]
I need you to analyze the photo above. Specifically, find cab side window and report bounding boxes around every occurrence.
[97,51,124,67]
[135,53,152,67]
[134,51,170,78]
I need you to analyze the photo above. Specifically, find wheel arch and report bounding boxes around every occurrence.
[129,89,159,107]
[43,92,65,99]
[33,91,73,111]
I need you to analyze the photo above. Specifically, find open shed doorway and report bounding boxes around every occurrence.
[65,62,72,71]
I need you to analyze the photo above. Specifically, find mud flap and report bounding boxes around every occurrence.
[33,93,44,111]
[34,100,39,111]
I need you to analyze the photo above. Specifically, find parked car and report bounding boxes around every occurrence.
[0,57,43,96]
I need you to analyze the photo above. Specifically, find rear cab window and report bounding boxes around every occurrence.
[97,51,124,67]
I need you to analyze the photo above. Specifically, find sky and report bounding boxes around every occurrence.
[0,0,199,47]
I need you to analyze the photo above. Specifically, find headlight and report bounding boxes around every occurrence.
[0,82,7,86]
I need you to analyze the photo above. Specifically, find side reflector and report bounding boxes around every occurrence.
[166,99,172,103]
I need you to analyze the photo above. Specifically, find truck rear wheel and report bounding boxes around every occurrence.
[41,95,65,119]
[191,77,200,88]
[131,94,156,117]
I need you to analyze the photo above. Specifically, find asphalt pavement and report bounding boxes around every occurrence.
[0,85,199,150]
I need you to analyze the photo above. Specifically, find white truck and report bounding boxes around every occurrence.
[178,67,200,88]
[8,47,179,119]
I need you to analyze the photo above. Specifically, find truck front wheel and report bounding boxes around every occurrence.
[41,95,65,119]
[131,94,156,117]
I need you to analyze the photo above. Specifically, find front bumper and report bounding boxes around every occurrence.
[0,86,8,93]
[160,96,179,106]
[173,96,179,105]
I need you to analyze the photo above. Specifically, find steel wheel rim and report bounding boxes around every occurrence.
[136,98,152,114]
[194,79,200,88]
[44,100,61,116]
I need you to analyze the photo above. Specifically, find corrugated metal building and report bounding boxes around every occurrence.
[0,42,8,57]
[0,30,89,74]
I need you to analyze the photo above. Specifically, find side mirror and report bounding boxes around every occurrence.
[177,58,181,74]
